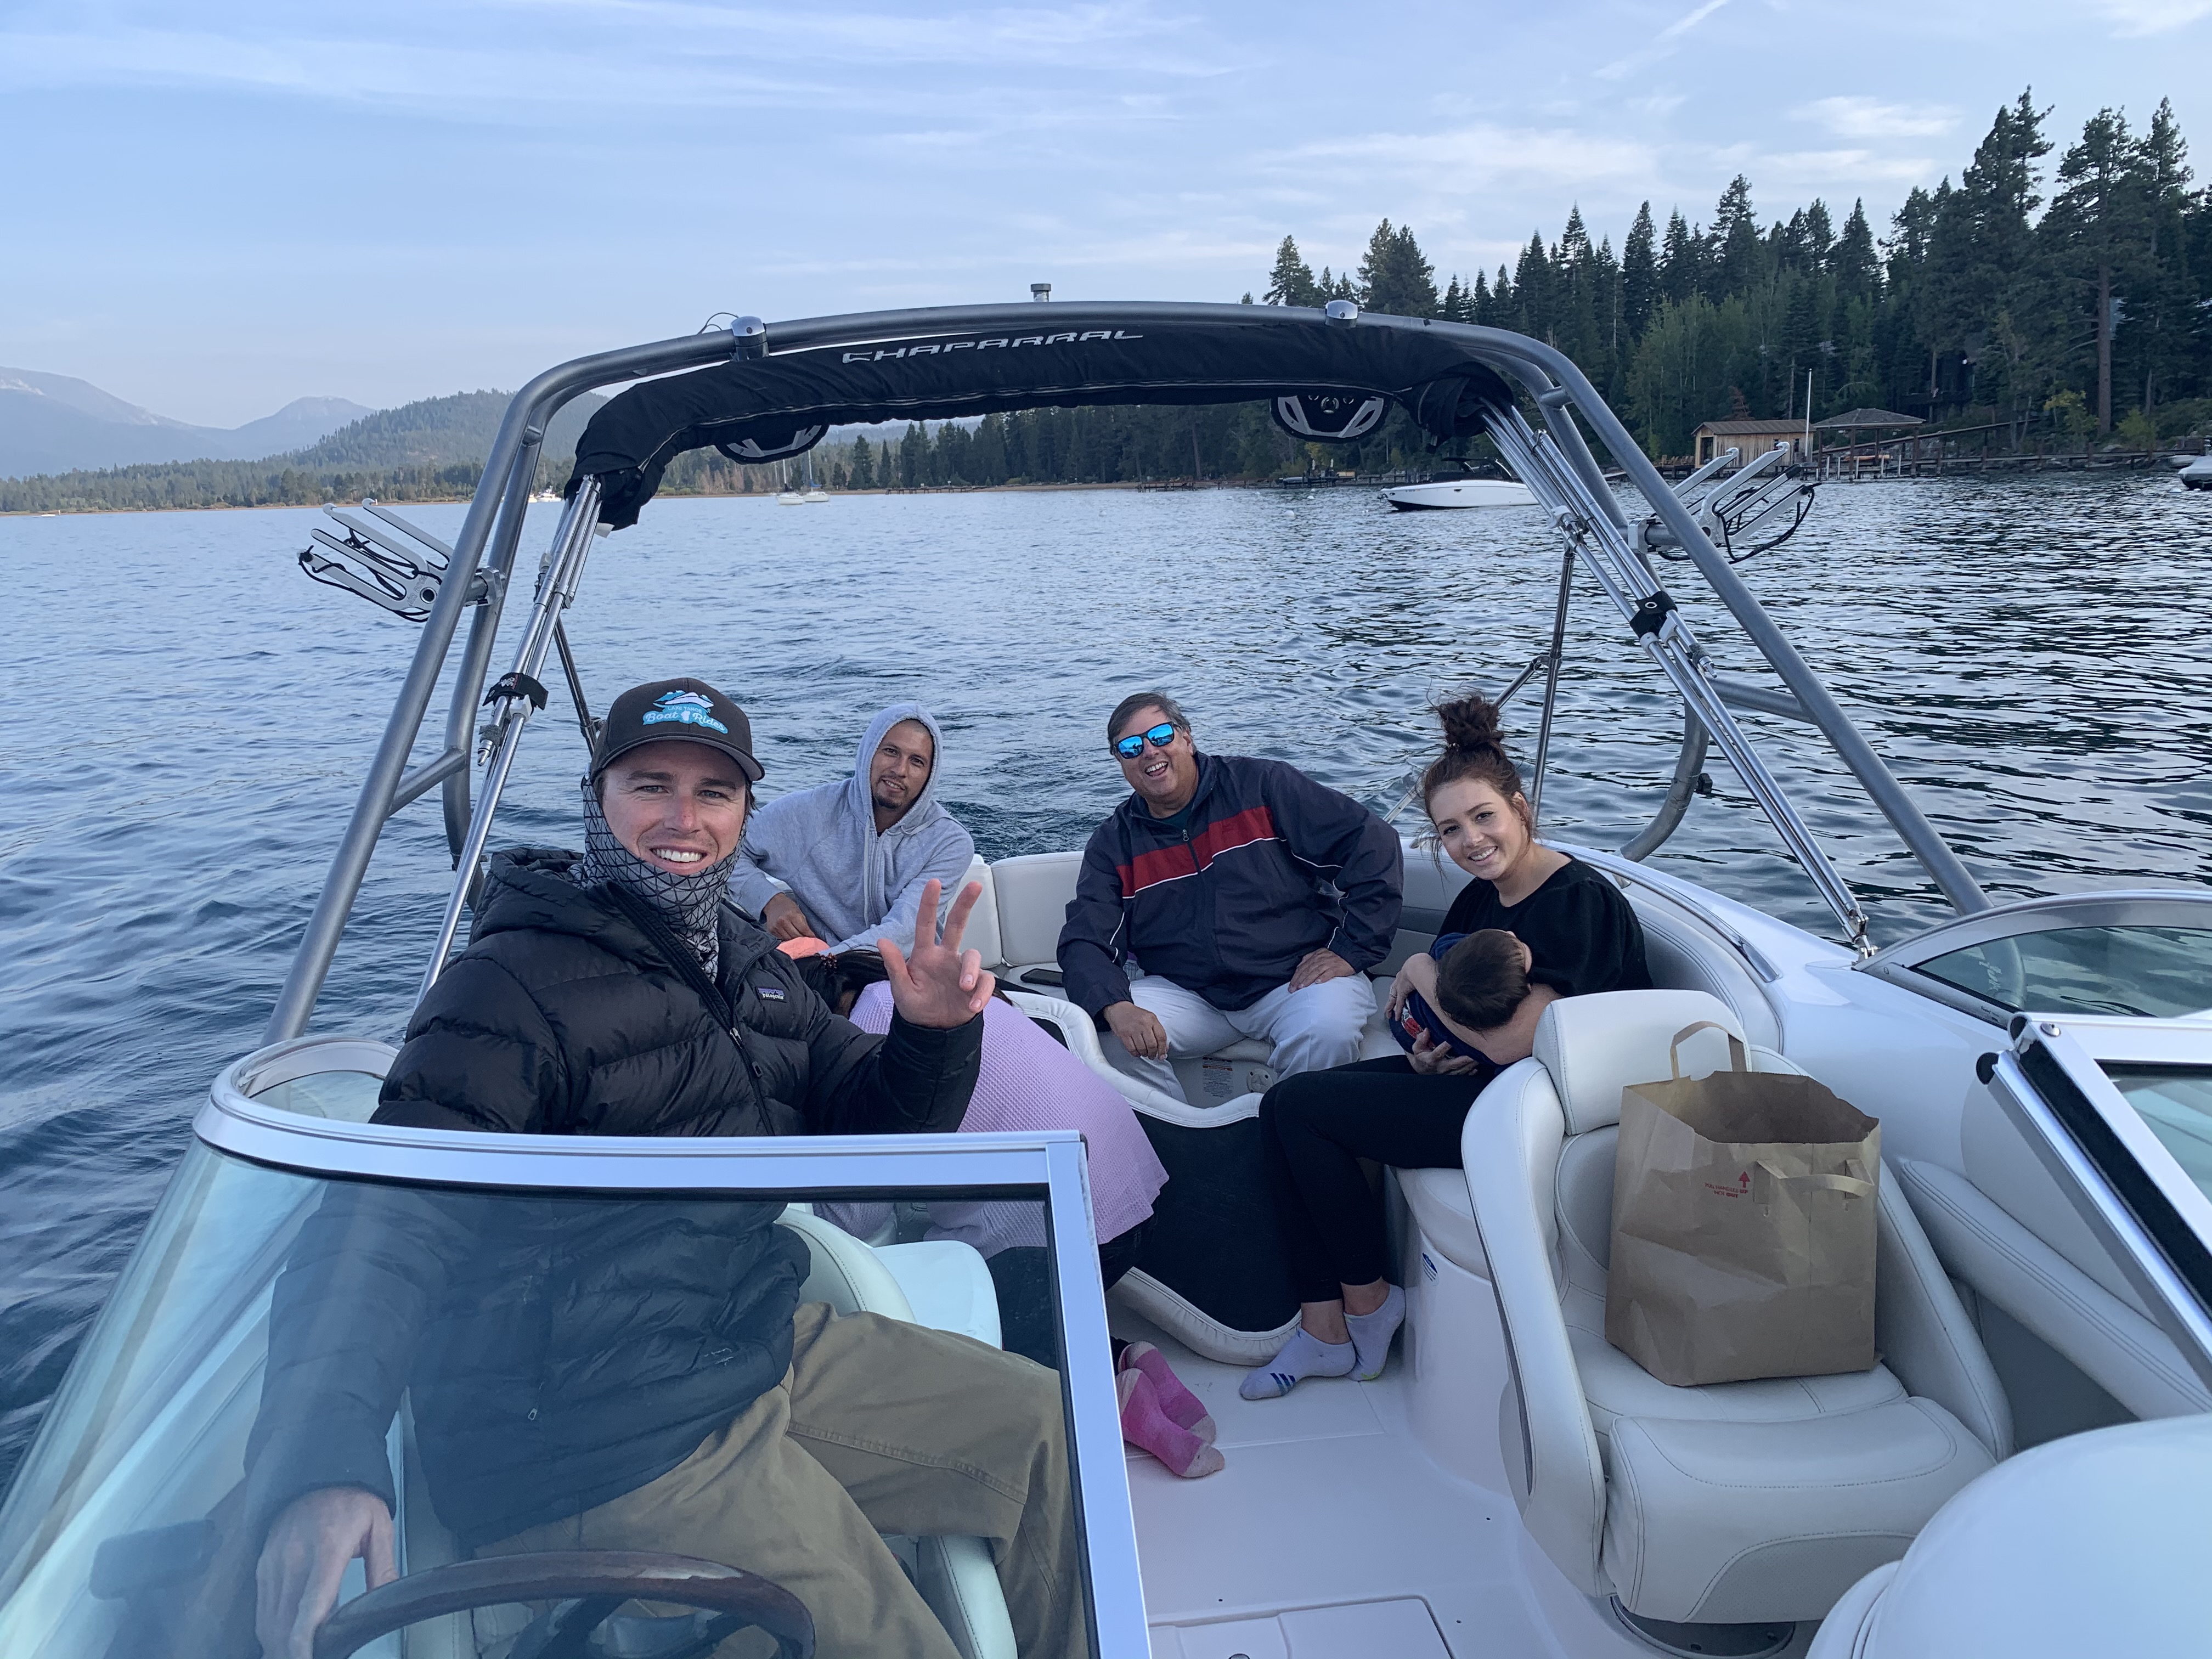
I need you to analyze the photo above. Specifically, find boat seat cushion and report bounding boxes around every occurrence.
[1602,1396,1995,1624]
[988,851,1083,975]
[1895,1156,2212,1420]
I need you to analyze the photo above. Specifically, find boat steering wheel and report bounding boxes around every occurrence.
[308,1549,812,1659]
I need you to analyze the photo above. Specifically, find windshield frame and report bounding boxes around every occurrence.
[1984,1013,2212,1396]
[192,1048,1150,1658]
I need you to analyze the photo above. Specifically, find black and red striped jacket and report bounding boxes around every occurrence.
[1057,752,1403,1014]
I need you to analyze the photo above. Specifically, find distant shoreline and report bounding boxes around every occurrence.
[0,477,1243,518]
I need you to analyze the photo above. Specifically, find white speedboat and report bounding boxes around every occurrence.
[2180,454,2212,490]
[4,299,2209,1659]
[1384,459,1537,510]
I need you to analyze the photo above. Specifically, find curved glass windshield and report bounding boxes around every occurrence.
[1914,925,2212,1019]
[0,1143,1103,1659]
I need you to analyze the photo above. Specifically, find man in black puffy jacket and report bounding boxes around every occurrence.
[246,680,1087,1659]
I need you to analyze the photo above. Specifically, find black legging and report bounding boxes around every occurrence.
[985,1222,1150,1369]
[1261,1056,1488,1303]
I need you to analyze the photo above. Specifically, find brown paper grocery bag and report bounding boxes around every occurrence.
[1605,1022,1881,1387]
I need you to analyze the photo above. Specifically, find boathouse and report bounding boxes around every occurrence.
[1693,418,1815,467]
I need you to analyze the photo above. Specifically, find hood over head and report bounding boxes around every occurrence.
[851,703,949,832]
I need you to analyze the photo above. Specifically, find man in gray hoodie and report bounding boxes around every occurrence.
[732,703,978,955]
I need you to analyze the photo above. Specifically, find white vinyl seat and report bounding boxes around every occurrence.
[1466,990,2013,1627]
[775,1209,1017,1659]
[1806,1415,2212,1658]
[987,850,1082,989]
[1893,1087,2212,1421]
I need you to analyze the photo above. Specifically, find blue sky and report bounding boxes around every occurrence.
[4,0,2207,426]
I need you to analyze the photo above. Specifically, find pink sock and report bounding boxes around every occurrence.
[1118,1369,1225,1479]
[1119,1342,1216,1442]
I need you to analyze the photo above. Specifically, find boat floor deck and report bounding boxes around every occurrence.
[1113,1311,1820,1659]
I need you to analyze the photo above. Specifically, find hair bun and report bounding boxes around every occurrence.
[1434,694,1505,754]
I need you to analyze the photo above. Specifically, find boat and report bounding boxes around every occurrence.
[2180,454,2212,490]
[775,457,806,505]
[1383,456,1538,510]
[4,299,2210,1659]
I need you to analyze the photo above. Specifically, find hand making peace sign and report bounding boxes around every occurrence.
[878,879,995,1027]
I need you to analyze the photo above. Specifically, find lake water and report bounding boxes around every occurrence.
[3,473,2209,1486]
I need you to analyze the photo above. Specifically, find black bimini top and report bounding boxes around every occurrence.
[568,301,1517,527]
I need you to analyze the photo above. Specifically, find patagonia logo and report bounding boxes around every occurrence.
[641,689,729,733]
[754,985,786,1001]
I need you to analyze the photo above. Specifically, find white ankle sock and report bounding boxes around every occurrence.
[1239,1328,1356,1400]
[1345,1284,1406,1381]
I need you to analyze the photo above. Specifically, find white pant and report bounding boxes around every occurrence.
[1104,973,1376,1103]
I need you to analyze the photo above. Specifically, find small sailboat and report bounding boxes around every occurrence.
[774,458,805,505]
[800,450,831,504]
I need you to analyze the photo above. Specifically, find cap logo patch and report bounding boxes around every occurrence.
[641,689,730,734]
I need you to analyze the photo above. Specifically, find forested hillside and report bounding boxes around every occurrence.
[0,391,602,512]
[9,89,2204,512]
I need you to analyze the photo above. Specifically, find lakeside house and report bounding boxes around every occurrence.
[1693,418,1815,468]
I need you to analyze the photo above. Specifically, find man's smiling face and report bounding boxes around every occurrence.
[599,740,750,873]
[1113,704,1198,816]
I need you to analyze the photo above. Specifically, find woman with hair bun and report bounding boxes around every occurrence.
[1240,692,1651,1400]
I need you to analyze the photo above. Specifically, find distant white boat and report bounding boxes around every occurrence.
[802,488,831,504]
[1384,473,1537,511]
[776,490,806,505]
[2180,455,2212,491]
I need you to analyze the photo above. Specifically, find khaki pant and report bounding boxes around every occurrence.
[479,1302,1090,1659]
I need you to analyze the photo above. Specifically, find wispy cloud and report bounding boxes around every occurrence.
[1802,96,1960,140]
[2094,0,2212,33]
[1595,0,1730,83]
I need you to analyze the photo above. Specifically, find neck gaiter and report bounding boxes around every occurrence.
[571,782,732,979]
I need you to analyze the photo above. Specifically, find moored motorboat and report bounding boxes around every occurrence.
[5,299,2210,1659]
[2180,453,2212,490]
[1383,458,1537,510]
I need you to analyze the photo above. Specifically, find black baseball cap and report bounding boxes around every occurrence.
[590,678,765,782]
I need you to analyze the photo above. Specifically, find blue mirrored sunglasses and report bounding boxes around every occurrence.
[1114,722,1178,759]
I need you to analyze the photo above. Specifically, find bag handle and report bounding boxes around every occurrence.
[1668,1020,1748,1080]
[1754,1160,1877,1199]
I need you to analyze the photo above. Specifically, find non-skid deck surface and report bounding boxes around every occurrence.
[1114,1314,1820,1659]
[1114,1313,1564,1658]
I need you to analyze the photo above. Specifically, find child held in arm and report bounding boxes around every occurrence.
[1389,928,1557,1077]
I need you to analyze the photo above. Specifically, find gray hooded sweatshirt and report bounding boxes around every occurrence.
[730,703,977,955]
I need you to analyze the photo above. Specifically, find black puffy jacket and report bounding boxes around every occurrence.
[244,848,982,1549]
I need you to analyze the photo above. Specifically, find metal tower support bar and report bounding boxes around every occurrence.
[442,430,544,860]
[1489,409,1874,948]
[419,477,604,999]
[263,330,740,1045]
[1445,322,1990,917]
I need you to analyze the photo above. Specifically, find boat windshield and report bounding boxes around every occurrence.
[1914,925,2212,1019]
[0,1137,1128,1659]
[2104,1066,2212,1201]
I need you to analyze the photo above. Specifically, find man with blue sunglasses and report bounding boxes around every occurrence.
[1058,692,1403,1104]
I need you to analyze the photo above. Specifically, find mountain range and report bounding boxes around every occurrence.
[0,368,377,477]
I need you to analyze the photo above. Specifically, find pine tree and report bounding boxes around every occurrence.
[1658,210,1700,306]
[1709,176,1764,298]
[848,435,875,489]
[1358,220,1439,315]
[2044,108,2157,431]
[1804,200,1836,269]
[2134,98,2195,415]
[1623,202,1658,341]
[1832,201,1879,302]
[1263,236,1319,307]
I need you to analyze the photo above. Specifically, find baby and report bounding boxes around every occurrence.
[1390,928,1537,1067]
